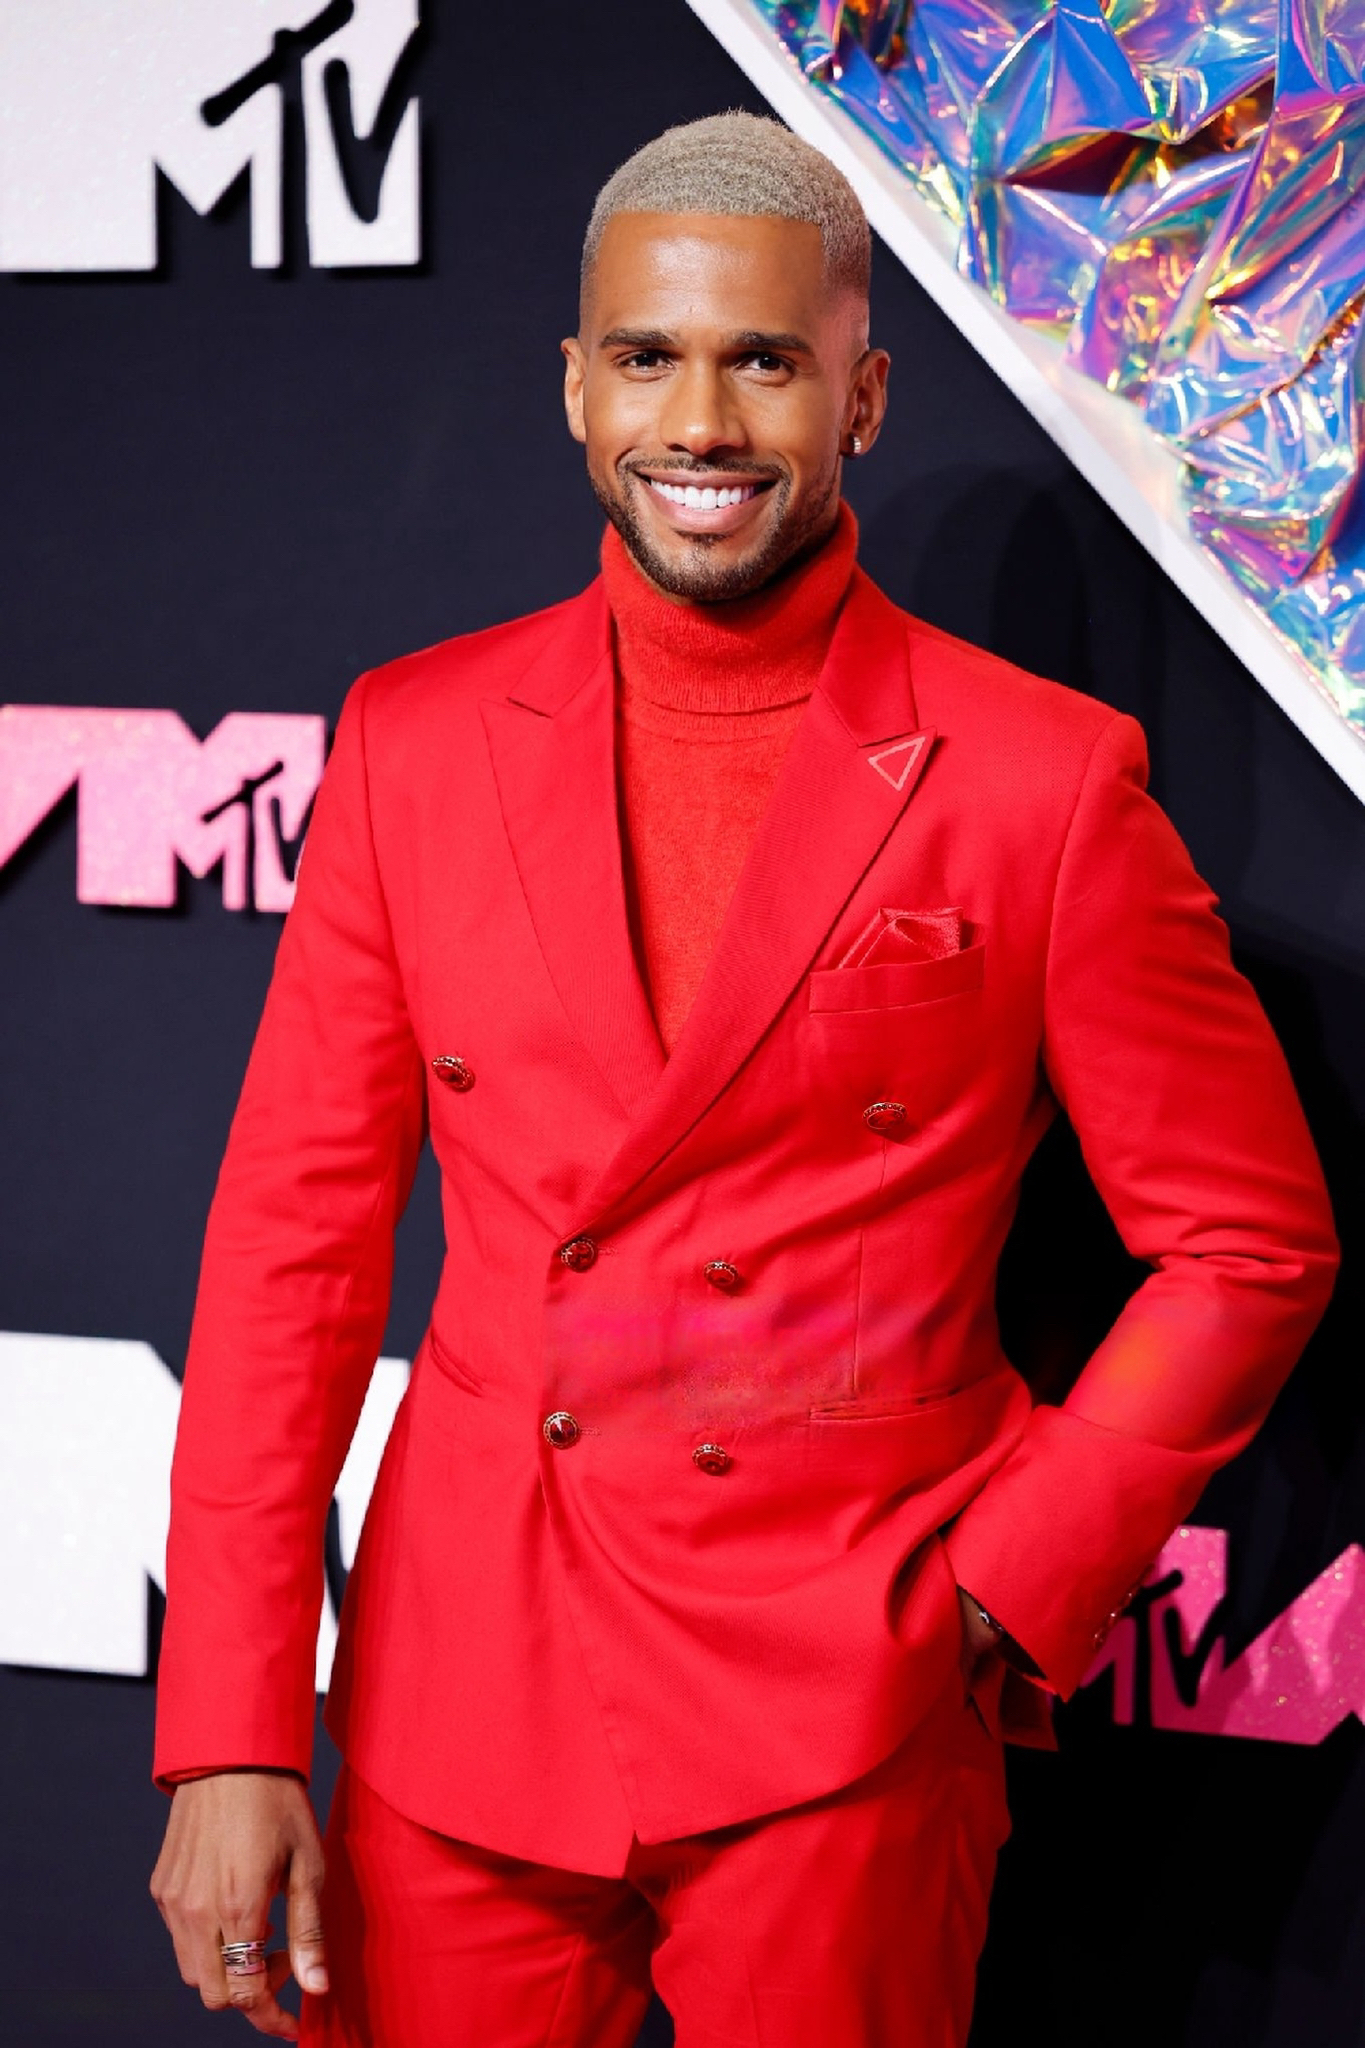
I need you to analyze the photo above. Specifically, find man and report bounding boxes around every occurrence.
[150,113,1337,2046]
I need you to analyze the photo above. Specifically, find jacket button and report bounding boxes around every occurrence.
[863,1100,907,1135]
[703,1260,741,1291]
[693,1443,731,1476]
[558,1236,598,1271]
[543,1411,581,1448]
[432,1054,475,1092]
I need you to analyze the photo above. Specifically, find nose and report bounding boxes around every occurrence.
[657,358,746,459]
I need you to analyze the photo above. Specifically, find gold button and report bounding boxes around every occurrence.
[693,1443,731,1476]
[432,1054,475,1092]
[543,1411,581,1449]
[863,1101,907,1135]
[703,1260,741,1292]
[558,1237,598,1272]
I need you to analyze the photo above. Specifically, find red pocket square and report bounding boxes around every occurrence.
[839,907,966,969]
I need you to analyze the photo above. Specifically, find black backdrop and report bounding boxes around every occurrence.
[3,4,1365,2044]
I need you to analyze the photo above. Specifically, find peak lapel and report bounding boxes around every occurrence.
[584,570,936,1224]
[480,583,665,1122]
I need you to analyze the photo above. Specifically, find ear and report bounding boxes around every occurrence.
[843,347,890,458]
[562,337,587,446]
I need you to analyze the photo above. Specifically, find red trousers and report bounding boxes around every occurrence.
[301,1672,1009,2048]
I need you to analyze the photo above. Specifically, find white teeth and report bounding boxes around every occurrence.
[644,478,759,510]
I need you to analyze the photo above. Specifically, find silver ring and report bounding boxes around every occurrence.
[220,1937,268,1977]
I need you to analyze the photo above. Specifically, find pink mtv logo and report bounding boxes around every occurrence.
[0,707,326,912]
[1082,1524,1365,1744]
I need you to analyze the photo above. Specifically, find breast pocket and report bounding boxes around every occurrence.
[805,940,986,1131]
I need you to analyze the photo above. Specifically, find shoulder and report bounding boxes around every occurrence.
[904,611,1119,747]
[894,605,1146,812]
[354,585,600,725]
[328,583,605,800]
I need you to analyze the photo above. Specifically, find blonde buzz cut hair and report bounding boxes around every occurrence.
[582,111,872,308]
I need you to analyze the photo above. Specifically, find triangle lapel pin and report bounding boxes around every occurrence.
[867,732,930,791]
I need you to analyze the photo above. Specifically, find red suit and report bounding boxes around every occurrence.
[154,556,1335,2031]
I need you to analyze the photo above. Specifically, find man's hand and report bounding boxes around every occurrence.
[957,1585,1003,1699]
[150,1771,327,2039]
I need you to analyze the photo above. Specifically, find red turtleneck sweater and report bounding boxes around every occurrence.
[602,505,858,1051]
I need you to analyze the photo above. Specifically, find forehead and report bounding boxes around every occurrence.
[585,211,832,332]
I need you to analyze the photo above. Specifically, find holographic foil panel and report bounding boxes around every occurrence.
[752,0,1365,733]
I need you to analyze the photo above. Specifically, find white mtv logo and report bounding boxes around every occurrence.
[0,0,420,271]
[0,1331,409,1690]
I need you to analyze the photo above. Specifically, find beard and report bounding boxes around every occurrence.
[591,455,841,603]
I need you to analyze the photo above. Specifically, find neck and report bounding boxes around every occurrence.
[601,502,859,716]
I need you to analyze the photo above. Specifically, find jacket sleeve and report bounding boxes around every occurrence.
[153,670,427,1784]
[944,712,1338,1696]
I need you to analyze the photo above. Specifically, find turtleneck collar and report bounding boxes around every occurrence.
[601,501,859,717]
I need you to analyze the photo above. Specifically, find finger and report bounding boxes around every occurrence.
[222,1937,299,2040]
[217,1915,275,2020]
[287,1845,329,1997]
[240,1965,300,2042]
[171,1905,235,2004]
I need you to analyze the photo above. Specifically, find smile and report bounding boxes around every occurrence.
[644,478,762,510]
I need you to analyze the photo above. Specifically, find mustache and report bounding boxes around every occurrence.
[624,458,786,481]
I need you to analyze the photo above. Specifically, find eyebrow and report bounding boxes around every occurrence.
[727,330,814,355]
[598,326,816,355]
[598,327,674,351]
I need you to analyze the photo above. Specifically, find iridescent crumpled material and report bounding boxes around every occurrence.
[754,0,1365,731]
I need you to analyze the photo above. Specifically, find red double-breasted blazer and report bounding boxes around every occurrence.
[154,565,1337,1875]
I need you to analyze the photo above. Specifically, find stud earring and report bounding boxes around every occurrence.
[848,433,863,456]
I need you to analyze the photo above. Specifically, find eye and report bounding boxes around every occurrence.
[739,351,794,377]
[618,349,670,372]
